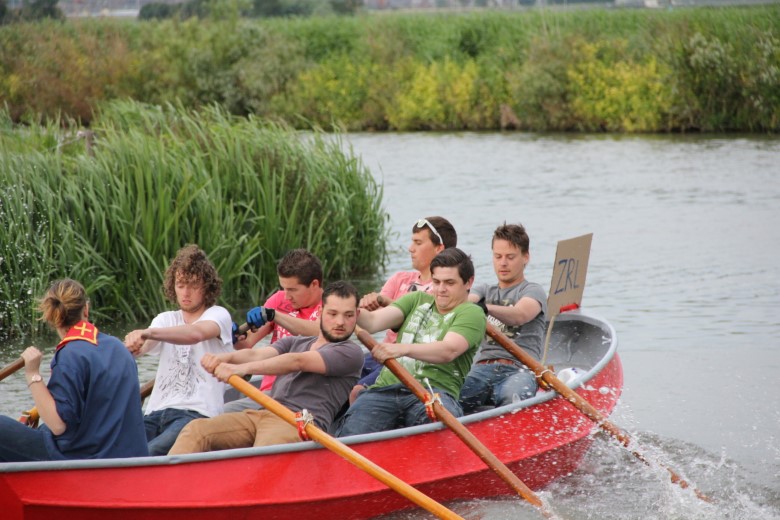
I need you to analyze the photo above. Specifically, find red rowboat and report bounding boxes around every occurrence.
[0,310,621,520]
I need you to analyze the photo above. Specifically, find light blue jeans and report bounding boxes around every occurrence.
[334,383,462,437]
[144,408,207,456]
[459,363,537,414]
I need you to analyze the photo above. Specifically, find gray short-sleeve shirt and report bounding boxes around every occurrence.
[471,280,547,363]
[270,336,364,430]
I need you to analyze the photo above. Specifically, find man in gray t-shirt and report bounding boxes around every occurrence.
[168,281,364,454]
[459,224,548,414]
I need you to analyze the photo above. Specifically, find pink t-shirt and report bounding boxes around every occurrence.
[379,271,433,344]
[259,290,322,391]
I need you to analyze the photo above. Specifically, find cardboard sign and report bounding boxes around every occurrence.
[547,233,593,318]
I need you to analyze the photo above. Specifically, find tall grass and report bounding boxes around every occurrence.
[0,101,387,338]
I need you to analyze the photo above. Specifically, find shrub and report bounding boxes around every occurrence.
[567,40,674,132]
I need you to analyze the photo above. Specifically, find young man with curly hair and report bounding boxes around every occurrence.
[124,244,233,456]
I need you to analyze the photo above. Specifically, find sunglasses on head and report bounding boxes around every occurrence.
[415,218,444,246]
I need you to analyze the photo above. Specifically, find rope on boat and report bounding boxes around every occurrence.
[295,409,314,441]
[422,378,442,422]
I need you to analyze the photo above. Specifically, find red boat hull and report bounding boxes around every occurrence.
[0,315,622,519]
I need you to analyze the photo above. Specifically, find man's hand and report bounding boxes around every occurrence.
[201,352,231,374]
[213,362,246,383]
[246,307,276,331]
[371,342,407,364]
[349,384,367,404]
[231,322,247,345]
[359,292,383,311]
[124,329,150,356]
[476,297,489,316]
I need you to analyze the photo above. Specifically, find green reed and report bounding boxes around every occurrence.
[0,101,387,338]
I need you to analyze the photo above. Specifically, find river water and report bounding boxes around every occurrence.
[1,132,778,519]
[343,132,780,520]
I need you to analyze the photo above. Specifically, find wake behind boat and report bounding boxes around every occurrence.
[0,310,621,520]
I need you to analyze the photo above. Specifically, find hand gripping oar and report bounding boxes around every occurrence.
[0,357,38,426]
[354,328,558,520]
[485,323,711,502]
[226,375,465,520]
[0,357,24,382]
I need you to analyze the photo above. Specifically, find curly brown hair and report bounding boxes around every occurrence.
[163,245,222,308]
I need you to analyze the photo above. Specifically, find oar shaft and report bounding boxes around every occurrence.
[140,379,155,400]
[0,358,24,382]
[485,323,710,502]
[355,330,554,519]
[228,376,464,520]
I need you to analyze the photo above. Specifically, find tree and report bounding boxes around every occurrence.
[19,0,64,21]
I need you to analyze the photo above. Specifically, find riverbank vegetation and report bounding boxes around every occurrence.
[0,101,387,338]
[1,6,778,132]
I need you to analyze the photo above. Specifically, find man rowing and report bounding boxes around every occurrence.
[225,248,324,412]
[459,223,547,413]
[168,281,364,454]
[334,248,486,436]
[124,245,233,456]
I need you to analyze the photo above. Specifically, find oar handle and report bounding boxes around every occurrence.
[485,323,711,502]
[355,329,555,519]
[0,357,25,382]
[237,322,251,335]
[228,375,465,520]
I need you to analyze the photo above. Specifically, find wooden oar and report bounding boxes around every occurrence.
[355,328,557,520]
[140,378,155,401]
[485,323,711,502]
[0,357,38,426]
[0,357,24,382]
[227,374,465,520]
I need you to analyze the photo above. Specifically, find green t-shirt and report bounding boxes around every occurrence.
[372,291,486,399]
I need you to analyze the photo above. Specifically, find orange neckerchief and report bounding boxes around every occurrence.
[56,320,99,351]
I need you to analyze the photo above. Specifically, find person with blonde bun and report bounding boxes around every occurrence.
[0,279,147,462]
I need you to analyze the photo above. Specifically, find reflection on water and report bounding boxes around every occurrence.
[1,132,779,519]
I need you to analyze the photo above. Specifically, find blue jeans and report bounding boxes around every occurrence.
[459,363,538,414]
[144,408,207,456]
[0,415,52,462]
[334,383,462,437]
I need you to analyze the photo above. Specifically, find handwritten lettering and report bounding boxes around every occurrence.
[553,258,580,295]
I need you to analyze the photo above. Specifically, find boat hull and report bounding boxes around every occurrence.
[0,312,622,519]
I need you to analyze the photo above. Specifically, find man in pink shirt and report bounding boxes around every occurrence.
[225,249,323,412]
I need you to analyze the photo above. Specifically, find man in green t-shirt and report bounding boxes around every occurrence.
[334,248,486,437]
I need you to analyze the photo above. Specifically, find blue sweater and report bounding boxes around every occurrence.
[43,331,148,459]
